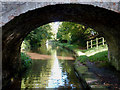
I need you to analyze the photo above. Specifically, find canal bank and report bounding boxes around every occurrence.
[4,44,84,89]
[4,43,120,89]
[53,42,97,89]
[54,42,120,89]
[21,44,87,89]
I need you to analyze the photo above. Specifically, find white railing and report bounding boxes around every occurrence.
[87,37,106,49]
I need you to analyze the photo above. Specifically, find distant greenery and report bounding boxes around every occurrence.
[21,52,32,70]
[22,24,53,51]
[21,40,30,51]
[55,42,108,64]
[54,41,79,50]
[21,22,106,64]
[21,22,97,51]
[57,22,97,47]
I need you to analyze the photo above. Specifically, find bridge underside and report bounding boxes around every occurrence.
[2,4,120,87]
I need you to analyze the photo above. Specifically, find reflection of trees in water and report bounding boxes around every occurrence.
[59,60,80,86]
[57,47,73,57]
[21,45,81,88]
[21,58,53,88]
[33,44,54,55]
[21,45,62,88]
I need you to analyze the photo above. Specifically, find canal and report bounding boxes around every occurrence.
[21,44,83,89]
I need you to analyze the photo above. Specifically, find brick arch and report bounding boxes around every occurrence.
[2,3,120,87]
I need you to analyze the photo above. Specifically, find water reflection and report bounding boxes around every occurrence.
[47,50,63,88]
[21,45,82,89]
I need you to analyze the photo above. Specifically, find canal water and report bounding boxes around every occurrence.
[21,44,82,89]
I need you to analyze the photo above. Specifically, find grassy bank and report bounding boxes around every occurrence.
[54,42,110,88]
[79,44,108,64]
[89,51,108,62]
[54,42,108,64]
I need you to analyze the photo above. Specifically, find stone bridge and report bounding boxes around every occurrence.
[1,0,120,88]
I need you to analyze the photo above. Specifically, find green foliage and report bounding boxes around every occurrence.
[55,42,108,64]
[89,51,108,62]
[21,52,32,69]
[21,40,31,51]
[57,22,96,47]
[56,42,79,49]
[24,24,53,50]
[77,55,88,63]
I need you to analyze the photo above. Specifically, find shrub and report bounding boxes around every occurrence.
[21,52,32,70]
[77,55,88,63]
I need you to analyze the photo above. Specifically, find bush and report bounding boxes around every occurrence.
[21,52,32,70]
[21,40,31,51]
[77,55,88,63]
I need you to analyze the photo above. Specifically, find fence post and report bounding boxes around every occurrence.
[96,38,98,48]
[91,40,92,48]
[87,41,89,49]
[102,37,104,45]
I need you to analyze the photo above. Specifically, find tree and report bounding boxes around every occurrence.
[24,24,53,50]
[57,22,97,47]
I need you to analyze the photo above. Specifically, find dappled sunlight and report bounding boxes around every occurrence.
[86,49,108,57]
[57,56,75,60]
[75,50,85,56]
[27,52,75,60]
[49,22,61,39]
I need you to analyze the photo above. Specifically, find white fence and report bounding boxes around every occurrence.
[87,37,106,49]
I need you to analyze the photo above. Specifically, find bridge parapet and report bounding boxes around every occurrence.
[0,1,120,26]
